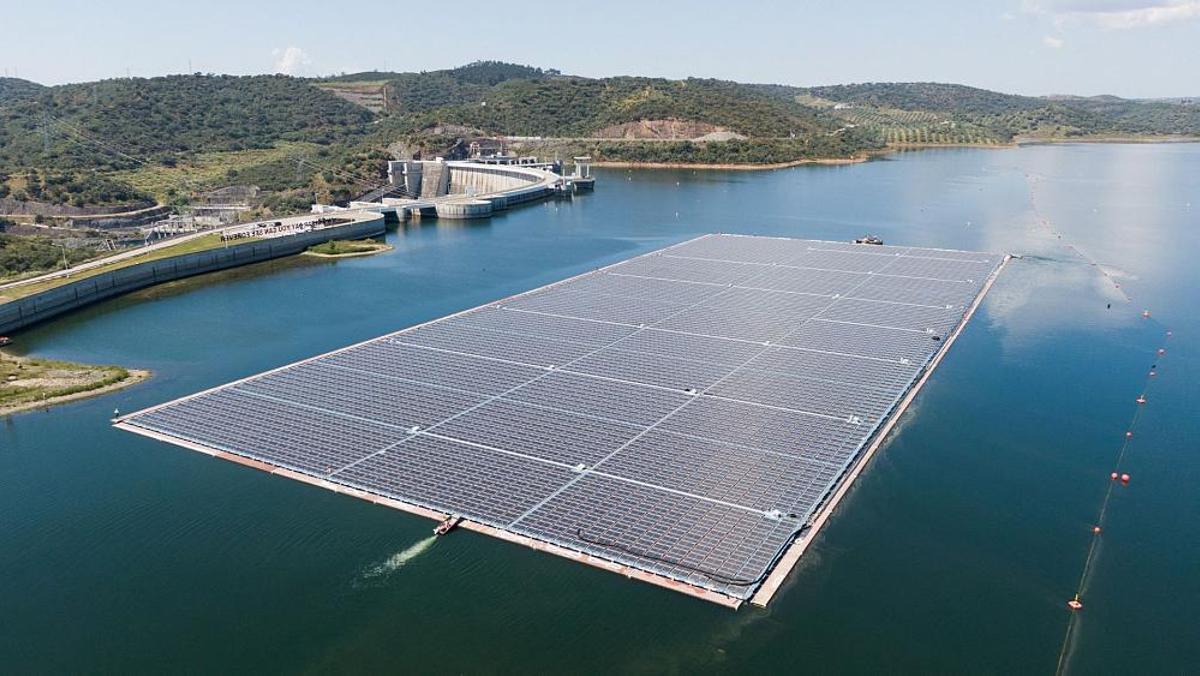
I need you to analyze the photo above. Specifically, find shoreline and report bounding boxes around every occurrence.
[591,155,870,171]
[1015,135,1200,145]
[589,136,1198,171]
[302,242,393,259]
[0,361,151,417]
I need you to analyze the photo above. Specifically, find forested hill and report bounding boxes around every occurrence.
[804,82,1046,114]
[323,62,839,139]
[311,62,882,165]
[406,76,843,138]
[0,78,44,104]
[319,66,1198,148]
[0,64,1196,214]
[789,82,1200,142]
[0,74,373,171]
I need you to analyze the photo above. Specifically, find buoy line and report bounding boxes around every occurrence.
[1021,170,1172,673]
[1053,326,1171,675]
[1025,172,1132,303]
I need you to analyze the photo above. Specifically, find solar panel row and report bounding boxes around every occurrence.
[119,234,1004,602]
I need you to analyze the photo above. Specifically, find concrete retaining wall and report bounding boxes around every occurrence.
[0,216,385,335]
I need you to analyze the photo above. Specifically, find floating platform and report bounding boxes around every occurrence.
[115,234,1007,608]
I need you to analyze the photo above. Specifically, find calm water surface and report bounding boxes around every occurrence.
[2,144,1197,673]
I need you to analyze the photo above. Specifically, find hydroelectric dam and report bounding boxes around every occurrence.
[0,156,594,335]
[320,156,595,222]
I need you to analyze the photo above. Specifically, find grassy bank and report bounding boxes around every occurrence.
[303,238,391,258]
[0,352,148,416]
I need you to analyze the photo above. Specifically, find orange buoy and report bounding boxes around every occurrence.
[1120,473,1131,484]
[1068,598,1084,611]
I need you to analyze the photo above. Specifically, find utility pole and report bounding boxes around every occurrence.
[41,111,51,155]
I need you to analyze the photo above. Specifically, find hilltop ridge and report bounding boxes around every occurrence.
[0,62,1195,217]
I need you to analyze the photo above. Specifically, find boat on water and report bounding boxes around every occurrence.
[434,514,462,536]
[854,234,884,245]
[0,336,12,347]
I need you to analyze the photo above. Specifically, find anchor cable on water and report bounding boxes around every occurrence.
[1024,173,1171,675]
[1025,172,1132,303]
[1052,324,1170,675]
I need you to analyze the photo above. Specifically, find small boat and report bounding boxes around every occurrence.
[0,336,11,347]
[434,514,462,536]
[854,235,884,245]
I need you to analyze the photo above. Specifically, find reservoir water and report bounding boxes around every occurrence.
[2,144,1196,673]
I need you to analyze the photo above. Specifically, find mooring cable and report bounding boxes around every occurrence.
[1026,169,1175,674]
[1025,171,1132,303]
[1053,332,1168,675]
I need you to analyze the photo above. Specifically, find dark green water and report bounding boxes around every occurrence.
[2,144,1196,674]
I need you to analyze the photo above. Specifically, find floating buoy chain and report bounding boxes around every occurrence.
[1055,327,1172,675]
[1024,172,1131,303]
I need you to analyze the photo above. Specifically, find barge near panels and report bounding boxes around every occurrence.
[115,234,1007,608]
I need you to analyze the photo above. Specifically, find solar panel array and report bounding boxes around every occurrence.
[119,234,1004,601]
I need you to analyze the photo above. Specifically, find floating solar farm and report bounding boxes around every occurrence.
[116,234,1008,608]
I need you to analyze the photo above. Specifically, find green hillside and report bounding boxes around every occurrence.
[807,82,1045,114]
[790,82,1200,142]
[0,65,1196,218]
[0,77,45,104]
[318,62,557,116]
[413,76,839,137]
[350,68,878,164]
[0,74,385,211]
[0,74,373,171]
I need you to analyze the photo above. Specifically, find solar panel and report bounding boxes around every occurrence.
[117,234,1006,606]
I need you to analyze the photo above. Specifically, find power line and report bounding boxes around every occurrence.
[294,154,389,191]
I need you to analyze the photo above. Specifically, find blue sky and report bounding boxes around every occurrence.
[2,0,1196,97]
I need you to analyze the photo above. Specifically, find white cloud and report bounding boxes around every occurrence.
[1043,34,1066,47]
[271,46,312,76]
[1023,0,1200,29]
[1091,1,1200,27]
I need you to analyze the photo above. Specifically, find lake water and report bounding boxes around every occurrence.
[1,144,1196,673]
